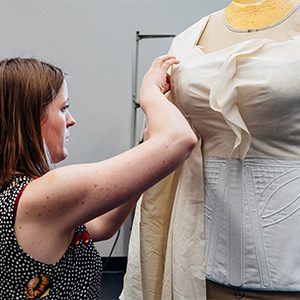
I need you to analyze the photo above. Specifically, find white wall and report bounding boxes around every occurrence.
[0,0,230,256]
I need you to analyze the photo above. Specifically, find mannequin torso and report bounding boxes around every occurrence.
[122,1,300,298]
[197,0,300,54]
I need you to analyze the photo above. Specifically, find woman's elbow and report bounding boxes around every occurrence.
[175,129,198,157]
[186,131,198,151]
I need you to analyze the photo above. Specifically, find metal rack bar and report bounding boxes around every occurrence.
[131,31,176,147]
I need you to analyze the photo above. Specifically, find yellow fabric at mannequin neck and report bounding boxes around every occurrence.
[225,0,300,30]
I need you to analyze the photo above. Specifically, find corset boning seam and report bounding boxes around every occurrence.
[204,157,300,290]
[205,162,227,277]
[244,166,271,287]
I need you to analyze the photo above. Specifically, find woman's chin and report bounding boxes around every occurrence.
[51,151,68,164]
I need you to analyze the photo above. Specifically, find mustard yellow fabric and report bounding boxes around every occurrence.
[225,0,299,30]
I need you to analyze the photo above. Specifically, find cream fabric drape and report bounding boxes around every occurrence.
[121,17,210,300]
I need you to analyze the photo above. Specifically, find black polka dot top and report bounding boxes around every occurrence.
[0,174,102,299]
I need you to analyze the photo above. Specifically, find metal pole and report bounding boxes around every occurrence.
[131,32,176,147]
[131,31,141,147]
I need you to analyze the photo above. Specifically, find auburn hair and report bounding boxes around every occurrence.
[0,58,64,188]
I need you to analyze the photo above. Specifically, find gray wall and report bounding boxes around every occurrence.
[0,0,230,256]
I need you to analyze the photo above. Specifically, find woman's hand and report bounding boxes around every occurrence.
[140,55,180,142]
[140,55,179,107]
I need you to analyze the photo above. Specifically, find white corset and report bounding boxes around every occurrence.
[204,157,300,291]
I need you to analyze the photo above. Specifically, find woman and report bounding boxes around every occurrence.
[0,56,197,299]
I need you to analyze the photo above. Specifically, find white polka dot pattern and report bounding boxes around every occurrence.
[0,175,102,299]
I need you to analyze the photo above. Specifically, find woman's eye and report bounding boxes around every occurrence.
[62,104,70,112]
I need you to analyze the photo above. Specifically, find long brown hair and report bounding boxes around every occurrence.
[0,58,64,188]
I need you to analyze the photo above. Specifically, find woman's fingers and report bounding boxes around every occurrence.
[151,55,179,70]
[140,54,180,101]
[161,57,180,73]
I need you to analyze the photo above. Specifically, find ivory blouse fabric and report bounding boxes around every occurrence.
[122,7,300,300]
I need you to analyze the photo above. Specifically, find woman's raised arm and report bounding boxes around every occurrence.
[16,56,197,250]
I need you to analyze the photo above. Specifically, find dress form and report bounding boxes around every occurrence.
[197,0,300,54]
[122,2,300,299]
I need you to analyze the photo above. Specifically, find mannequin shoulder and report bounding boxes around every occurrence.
[169,10,224,56]
[169,14,212,52]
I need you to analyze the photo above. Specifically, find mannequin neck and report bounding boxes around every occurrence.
[225,0,300,30]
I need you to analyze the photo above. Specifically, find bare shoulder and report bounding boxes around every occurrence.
[18,164,93,228]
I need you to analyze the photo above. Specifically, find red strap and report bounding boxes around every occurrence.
[13,185,28,225]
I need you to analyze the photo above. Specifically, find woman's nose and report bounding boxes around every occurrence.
[66,111,76,127]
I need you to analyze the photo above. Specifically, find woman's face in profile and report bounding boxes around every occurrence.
[41,81,76,163]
